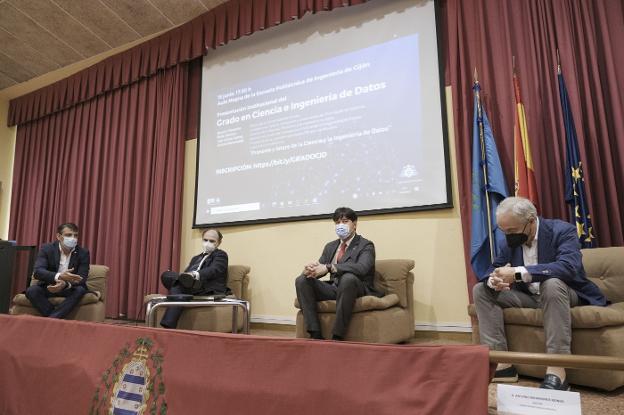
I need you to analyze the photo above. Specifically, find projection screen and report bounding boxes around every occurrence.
[195,0,451,227]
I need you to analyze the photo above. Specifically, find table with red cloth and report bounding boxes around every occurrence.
[0,315,489,414]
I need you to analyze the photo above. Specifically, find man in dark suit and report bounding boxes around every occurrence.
[473,197,606,391]
[295,207,380,341]
[159,229,229,328]
[26,223,90,318]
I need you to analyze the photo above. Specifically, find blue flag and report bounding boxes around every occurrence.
[558,68,596,248]
[471,82,509,279]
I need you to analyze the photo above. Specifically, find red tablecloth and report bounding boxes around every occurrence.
[0,315,489,414]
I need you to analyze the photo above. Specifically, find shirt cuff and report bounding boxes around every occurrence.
[54,273,61,282]
[66,281,71,289]
[515,266,532,283]
[192,271,200,280]
[486,276,496,289]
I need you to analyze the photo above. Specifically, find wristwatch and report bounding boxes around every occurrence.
[514,271,523,284]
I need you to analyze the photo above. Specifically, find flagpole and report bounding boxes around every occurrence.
[474,68,495,263]
[512,56,519,196]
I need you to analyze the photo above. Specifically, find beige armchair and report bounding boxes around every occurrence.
[144,265,250,332]
[295,259,415,343]
[468,247,624,391]
[10,264,109,322]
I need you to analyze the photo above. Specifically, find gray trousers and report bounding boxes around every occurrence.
[295,273,366,338]
[473,278,579,354]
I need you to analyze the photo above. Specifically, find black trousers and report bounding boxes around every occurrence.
[159,271,205,328]
[295,273,366,338]
[25,284,87,319]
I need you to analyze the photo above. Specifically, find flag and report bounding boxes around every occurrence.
[471,80,509,278]
[513,70,540,209]
[557,65,596,248]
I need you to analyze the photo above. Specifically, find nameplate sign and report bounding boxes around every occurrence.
[497,384,582,415]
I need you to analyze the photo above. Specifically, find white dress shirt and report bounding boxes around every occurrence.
[54,244,74,288]
[516,218,540,295]
[191,251,212,280]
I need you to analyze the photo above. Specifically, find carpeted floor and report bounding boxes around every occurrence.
[106,319,624,413]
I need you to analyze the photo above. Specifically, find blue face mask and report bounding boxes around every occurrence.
[63,237,78,250]
[335,223,351,240]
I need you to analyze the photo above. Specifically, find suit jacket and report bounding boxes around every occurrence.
[184,248,229,294]
[481,217,606,306]
[318,234,380,295]
[33,241,90,288]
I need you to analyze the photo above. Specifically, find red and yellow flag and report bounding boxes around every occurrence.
[513,71,540,210]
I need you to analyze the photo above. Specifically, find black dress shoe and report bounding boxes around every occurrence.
[308,331,324,340]
[178,272,196,289]
[491,366,518,383]
[540,374,570,391]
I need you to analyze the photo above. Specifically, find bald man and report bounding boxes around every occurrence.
[159,229,229,328]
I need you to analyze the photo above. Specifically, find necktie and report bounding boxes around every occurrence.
[336,242,347,262]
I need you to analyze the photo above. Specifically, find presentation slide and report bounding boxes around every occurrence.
[196,0,449,226]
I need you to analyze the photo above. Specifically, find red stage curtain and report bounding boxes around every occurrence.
[441,0,624,290]
[8,64,189,319]
[7,0,367,127]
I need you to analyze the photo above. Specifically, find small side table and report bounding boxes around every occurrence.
[145,296,250,334]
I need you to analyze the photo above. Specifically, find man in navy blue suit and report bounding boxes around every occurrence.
[473,197,606,391]
[26,223,90,319]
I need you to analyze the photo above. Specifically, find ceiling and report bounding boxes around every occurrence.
[0,0,229,91]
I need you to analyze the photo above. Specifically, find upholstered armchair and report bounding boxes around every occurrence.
[144,264,250,332]
[295,259,415,343]
[10,264,109,322]
[468,247,624,391]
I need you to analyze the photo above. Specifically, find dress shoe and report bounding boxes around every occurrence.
[308,331,323,340]
[540,374,570,391]
[178,272,197,289]
[491,366,518,383]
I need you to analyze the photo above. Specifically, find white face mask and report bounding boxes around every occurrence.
[63,237,78,250]
[202,240,216,253]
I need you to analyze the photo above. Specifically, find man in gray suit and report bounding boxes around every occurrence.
[295,207,379,340]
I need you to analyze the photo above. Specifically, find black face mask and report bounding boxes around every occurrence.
[505,221,530,248]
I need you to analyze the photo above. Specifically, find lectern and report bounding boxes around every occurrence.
[0,241,36,313]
